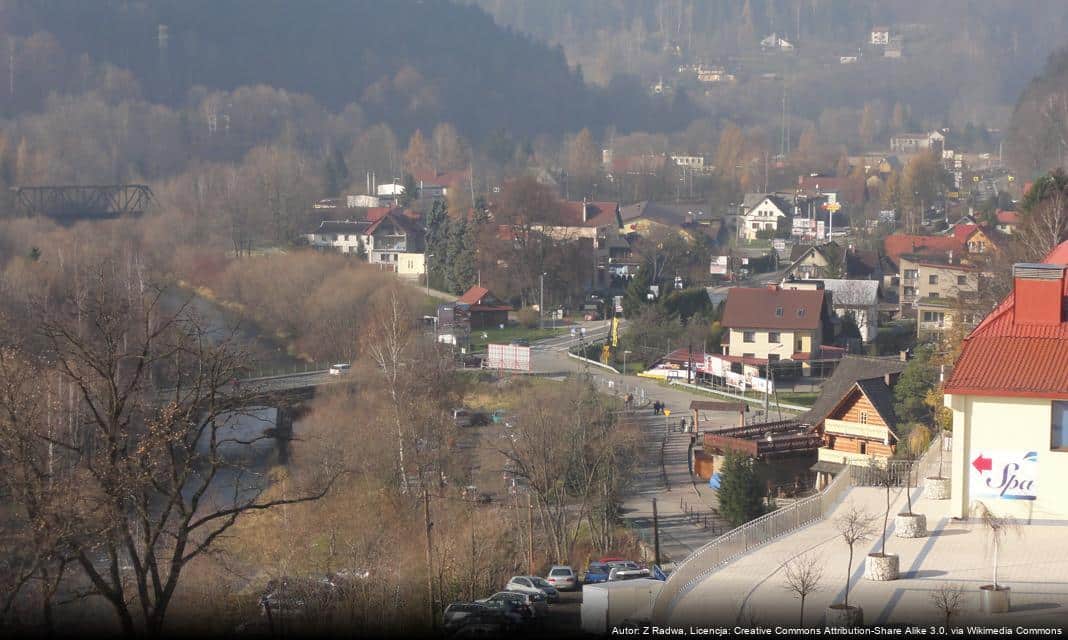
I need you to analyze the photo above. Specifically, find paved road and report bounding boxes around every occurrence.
[530,334,743,567]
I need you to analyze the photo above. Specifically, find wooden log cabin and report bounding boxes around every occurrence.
[813,377,899,488]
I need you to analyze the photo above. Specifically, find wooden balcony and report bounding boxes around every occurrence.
[823,418,890,441]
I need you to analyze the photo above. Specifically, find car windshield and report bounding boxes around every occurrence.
[531,577,551,587]
[587,564,608,573]
[549,568,571,576]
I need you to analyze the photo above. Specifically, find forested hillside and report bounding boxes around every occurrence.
[1005,47,1068,178]
[0,0,695,139]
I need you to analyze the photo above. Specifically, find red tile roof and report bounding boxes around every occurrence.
[366,206,420,222]
[722,287,827,330]
[412,169,469,189]
[457,286,512,312]
[882,234,963,267]
[944,240,1068,399]
[996,210,1021,225]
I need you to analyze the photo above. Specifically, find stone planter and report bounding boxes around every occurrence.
[894,512,927,538]
[979,585,1011,613]
[864,553,899,581]
[825,604,864,627]
[925,476,951,500]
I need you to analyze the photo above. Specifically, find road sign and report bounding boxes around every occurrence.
[826,202,841,213]
[663,409,671,417]
[973,175,980,183]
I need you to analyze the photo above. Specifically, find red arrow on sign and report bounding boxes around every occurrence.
[972,454,992,473]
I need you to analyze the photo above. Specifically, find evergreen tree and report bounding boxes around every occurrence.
[717,450,766,527]
[893,343,938,425]
[322,146,349,197]
[622,265,654,318]
[401,172,419,206]
[425,200,450,290]
[446,215,476,294]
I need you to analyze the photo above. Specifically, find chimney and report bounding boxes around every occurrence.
[582,196,589,223]
[1013,263,1067,326]
[948,249,954,264]
[899,350,908,362]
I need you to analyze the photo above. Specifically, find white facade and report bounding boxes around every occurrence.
[740,197,789,240]
[870,29,890,45]
[377,183,405,197]
[347,194,383,208]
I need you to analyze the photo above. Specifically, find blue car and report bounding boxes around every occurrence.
[582,562,610,584]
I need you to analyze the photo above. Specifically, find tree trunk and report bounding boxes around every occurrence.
[845,547,853,608]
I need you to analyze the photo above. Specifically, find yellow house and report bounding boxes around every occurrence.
[720,284,837,376]
[944,248,1068,519]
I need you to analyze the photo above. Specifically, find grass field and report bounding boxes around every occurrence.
[467,325,567,351]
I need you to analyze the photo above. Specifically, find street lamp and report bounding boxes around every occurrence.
[425,254,435,297]
[623,349,632,378]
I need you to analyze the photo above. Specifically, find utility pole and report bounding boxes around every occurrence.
[423,488,435,629]
[539,272,546,330]
[652,498,661,567]
[527,493,535,575]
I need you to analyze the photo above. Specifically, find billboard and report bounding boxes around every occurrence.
[487,343,532,371]
[710,255,729,275]
[969,450,1037,501]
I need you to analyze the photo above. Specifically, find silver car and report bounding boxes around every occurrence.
[546,565,577,591]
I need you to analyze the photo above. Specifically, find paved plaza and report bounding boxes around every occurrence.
[669,481,1068,627]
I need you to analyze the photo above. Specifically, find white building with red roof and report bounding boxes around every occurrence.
[943,240,1068,519]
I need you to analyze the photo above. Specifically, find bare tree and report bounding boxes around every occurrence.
[1018,189,1068,262]
[364,288,416,494]
[900,425,931,515]
[833,506,876,608]
[4,264,338,638]
[929,582,965,626]
[781,552,824,625]
[971,501,1020,591]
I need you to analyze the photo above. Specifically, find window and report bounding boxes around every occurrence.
[859,411,869,424]
[928,274,938,285]
[1053,401,1068,450]
[957,275,967,286]
[797,308,806,318]
[903,269,918,279]
[743,331,756,343]
[768,353,780,362]
[929,292,939,298]
[775,307,784,317]
[922,311,945,323]
[769,332,781,343]
[742,353,755,359]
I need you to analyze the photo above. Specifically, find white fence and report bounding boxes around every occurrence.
[650,436,944,623]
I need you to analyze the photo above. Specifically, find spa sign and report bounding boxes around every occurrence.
[970,451,1038,501]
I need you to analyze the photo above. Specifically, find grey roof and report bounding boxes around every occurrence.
[619,201,716,226]
[820,279,879,307]
[800,355,907,426]
[855,377,899,433]
[312,220,371,235]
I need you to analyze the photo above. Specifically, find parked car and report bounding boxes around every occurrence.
[546,565,577,591]
[582,562,610,585]
[460,354,485,368]
[452,409,473,427]
[443,602,488,633]
[505,576,557,604]
[328,363,351,376]
[528,576,560,602]
[510,338,530,347]
[477,591,542,619]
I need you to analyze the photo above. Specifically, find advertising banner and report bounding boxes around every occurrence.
[487,343,532,371]
[969,450,1037,501]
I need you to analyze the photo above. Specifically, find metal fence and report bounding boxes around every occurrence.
[650,436,944,623]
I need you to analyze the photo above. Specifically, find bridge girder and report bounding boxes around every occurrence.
[12,184,154,220]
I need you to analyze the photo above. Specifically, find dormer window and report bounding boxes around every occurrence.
[797,308,806,318]
[775,307,784,317]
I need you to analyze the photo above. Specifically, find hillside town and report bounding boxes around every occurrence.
[1,2,1068,638]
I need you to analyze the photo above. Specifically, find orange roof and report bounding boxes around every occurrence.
[882,234,963,267]
[560,201,620,228]
[457,286,512,312]
[996,210,1021,225]
[944,240,1068,399]
[412,169,469,189]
